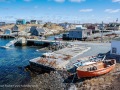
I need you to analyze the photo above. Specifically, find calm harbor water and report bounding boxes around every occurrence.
[0,34,63,89]
[0,39,45,87]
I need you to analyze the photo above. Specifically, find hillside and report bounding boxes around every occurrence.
[0,24,64,36]
[0,24,42,31]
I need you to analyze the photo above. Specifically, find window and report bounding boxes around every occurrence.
[112,47,117,54]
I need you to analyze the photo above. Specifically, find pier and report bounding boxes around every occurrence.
[27,39,60,46]
[0,34,15,38]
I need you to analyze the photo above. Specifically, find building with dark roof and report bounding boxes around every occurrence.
[11,25,19,32]
[30,20,38,24]
[29,26,45,36]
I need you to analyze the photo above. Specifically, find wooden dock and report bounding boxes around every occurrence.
[29,44,91,71]
[0,34,15,38]
[27,39,60,46]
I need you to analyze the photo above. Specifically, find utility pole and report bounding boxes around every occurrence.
[116,18,118,31]
[101,21,104,43]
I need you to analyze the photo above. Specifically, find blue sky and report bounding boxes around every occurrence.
[0,0,120,23]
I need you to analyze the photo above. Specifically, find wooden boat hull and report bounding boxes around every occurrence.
[77,60,116,78]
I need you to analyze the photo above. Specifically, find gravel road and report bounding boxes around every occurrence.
[66,42,111,68]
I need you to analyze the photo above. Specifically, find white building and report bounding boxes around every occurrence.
[75,25,87,29]
[111,37,120,55]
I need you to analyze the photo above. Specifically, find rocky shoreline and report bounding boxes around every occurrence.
[18,62,120,90]
[78,63,120,90]
[20,70,69,90]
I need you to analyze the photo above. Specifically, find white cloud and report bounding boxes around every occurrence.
[24,0,31,2]
[112,0,120,3]
[79,9,93,12]
[54,0,65,3]
[105,9,120,13]
[69,0,85,3]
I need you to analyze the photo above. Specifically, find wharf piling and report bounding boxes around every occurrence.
[0,34,15,39]
[14,39,59,46]
[26,39,59,46]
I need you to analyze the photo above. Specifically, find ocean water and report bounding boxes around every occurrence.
[0,39,45,86]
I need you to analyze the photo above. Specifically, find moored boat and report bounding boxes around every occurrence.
[54,36,62,40]
[76,59,116,78]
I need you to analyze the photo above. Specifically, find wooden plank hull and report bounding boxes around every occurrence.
[77,60,116,78]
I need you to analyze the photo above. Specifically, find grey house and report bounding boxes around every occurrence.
[11,25,19,33]
[68,26,92,40]
[30,26,45,36]
[29,26,37,35]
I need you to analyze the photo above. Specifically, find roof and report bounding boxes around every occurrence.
[76,25,87,29]
[30,26,45,34]
[36,28,45,33]
[31,20,37,22]
[11,25,19,31]
[30,26,37,33]
[70,28,91,31]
